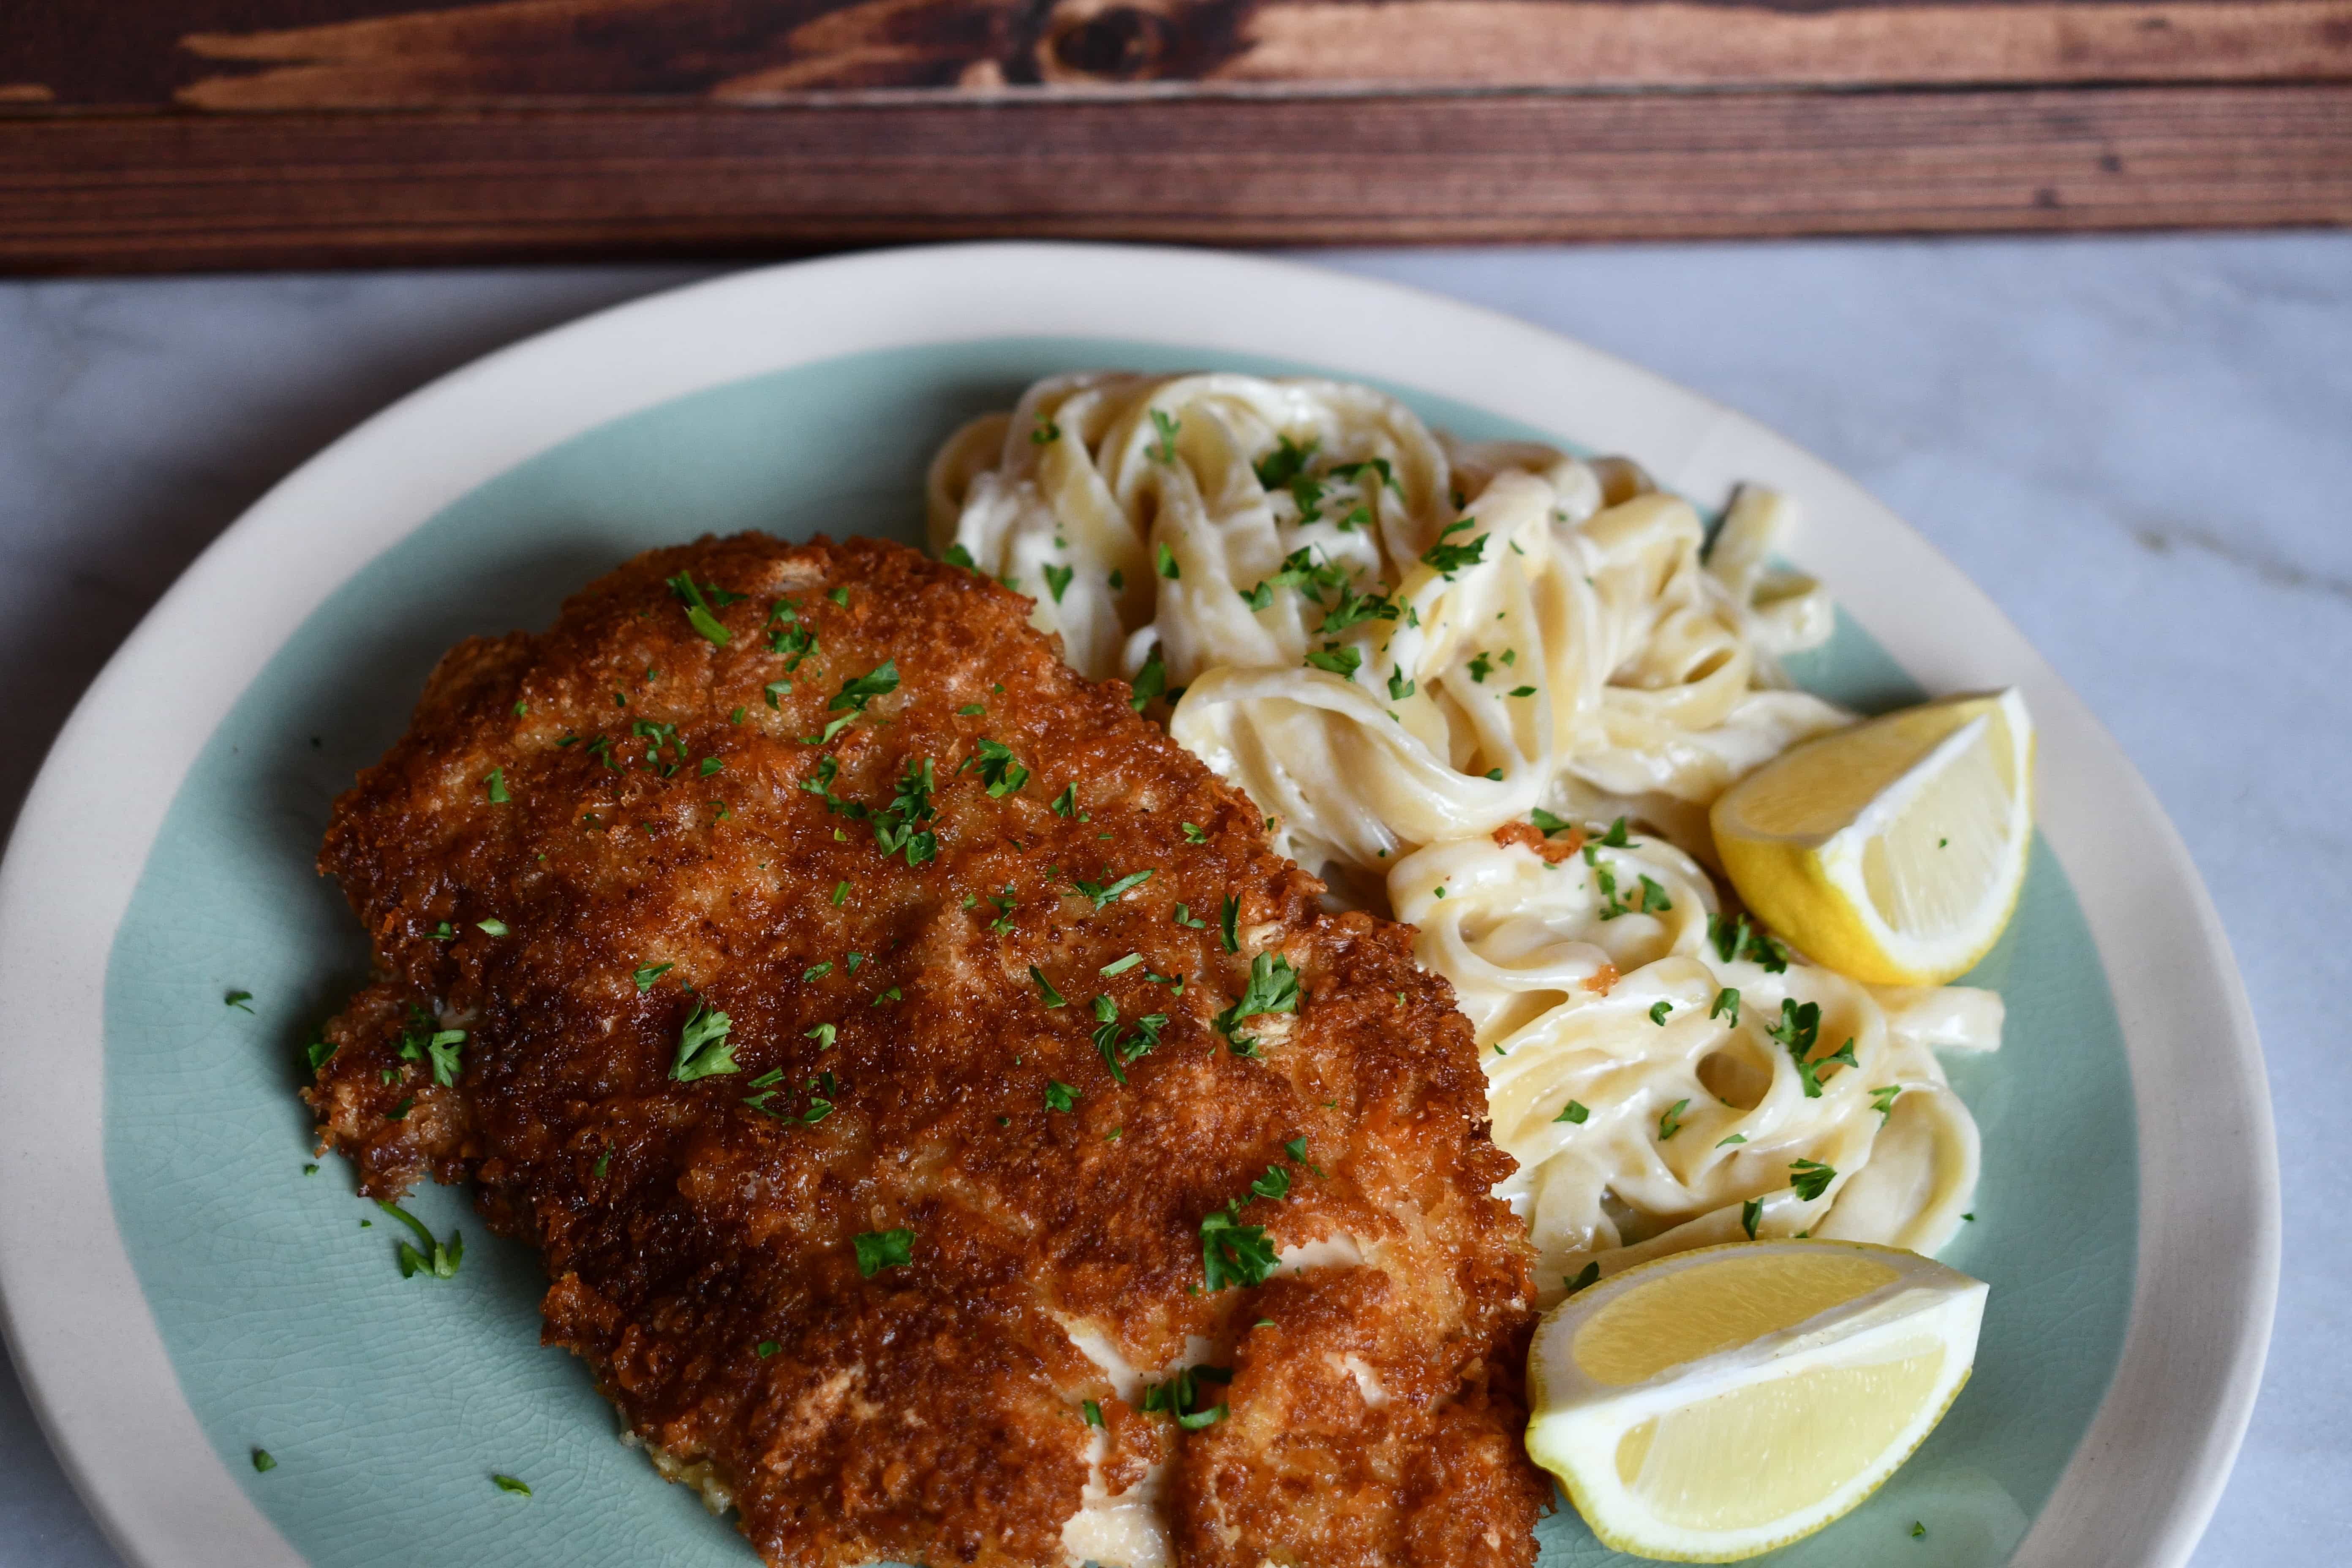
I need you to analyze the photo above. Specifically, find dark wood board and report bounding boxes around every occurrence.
[4,0,2349,271]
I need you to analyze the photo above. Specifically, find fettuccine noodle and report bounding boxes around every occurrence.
[930,372,1996,1301]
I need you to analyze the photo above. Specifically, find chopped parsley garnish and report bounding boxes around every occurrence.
[1157,542,1180,580]
[1328,457,1401,495]
[1042,562,1075,603]
[872,757,939,867]
[482,768,510,804]
[594,1149,612,1179]
[1467,651,1492,683]
[1912,1522,1927,1539]
[305,1036,338,1072]
[1766,999,1822,1086]
[1214,950,1300,1055]
[1147,409,1181,466]
[1249,1163,1291,1201]
[1030,966,1067,1009]
[830,586,850,607]
[1052,782,1078,817]
[670,1001,740,1081]
[1387,668,1416,701]
[1172,901,1206,929]
[1091,996,1168,1082]
[1045,1080,1078,1112]
[1555,1099,1590,1124]
[1711,987,1740,1024]
[1635,874,1672,913]
[1789,1158,1837,1200]
[1254,433,1316,489]
[1073,867,1152,909]
[378,1200,462,1279]
[1128,644,1168,711]
[806,1022,837,1048]
[833,880,850,905]
[1220,895,1240,953]
[1142,1363,1232,1429]
[986,885,1020,934]
[871,987,901,1006]
[1031,414,1061,445]
[803,961,833,982]
[666,572,744,645]
[1305,645,1361,679]
[1508,684,1536,698]
[1648,1000,1671,1026]
[1083,1399,1104,1426]
[492,1475,532,1497]
[1239,547,1348,612]
[1565,1261,1601,1296]
[387,1097,414,1120]
[853,1227,914,1277]
[757,1340,780,1357]
[957,702,985,716]
[251,1448,277,1473]
[1658,1098,1690,1141]
[1100,953,1143,976]
[1870,1084,1903,1119]
[1707,912,1790,972]
[768,598,818,669]
[1718,1132,1748,1147]
[1421,519,1488,577]
[943,543,976,569]
[224,989,254,1012]
[827,661,899,726]
[1742,1198,1762,1239]
[425,1031,464,1086]
[476,918,509,936]
[1200,1204,1279,1290]
[1527,807,1575,838]
[1319,580,1397,633]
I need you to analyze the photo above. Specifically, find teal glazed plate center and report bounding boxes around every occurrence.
[100,337,2134,1568]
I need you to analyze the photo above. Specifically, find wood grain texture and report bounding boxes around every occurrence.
[3,0,2350,106]
[5,0,2347,268]
[6,86,2349,273]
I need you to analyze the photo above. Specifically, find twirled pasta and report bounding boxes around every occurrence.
[929,372,1998,1299]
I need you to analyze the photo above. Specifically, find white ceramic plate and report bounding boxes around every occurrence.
[0,244,2276,1568]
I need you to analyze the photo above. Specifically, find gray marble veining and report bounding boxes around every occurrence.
[1,235,2344,1568]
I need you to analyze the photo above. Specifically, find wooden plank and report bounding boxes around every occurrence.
[3,0,2350,108]
[5,86,2348,272]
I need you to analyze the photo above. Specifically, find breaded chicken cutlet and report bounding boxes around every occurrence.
[306,534,1548,1568]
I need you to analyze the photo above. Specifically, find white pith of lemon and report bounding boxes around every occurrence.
[1526,1240,1986,1563]
[1710,690,2034,986]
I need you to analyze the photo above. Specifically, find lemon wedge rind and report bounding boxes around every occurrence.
[1526,1240,1987,1563]
[1711,690,2034,987]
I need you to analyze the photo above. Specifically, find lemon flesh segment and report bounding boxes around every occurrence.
[1575,1252,1900,1386]
[1710,690,2034,986]
[1527,1240,1987,1563]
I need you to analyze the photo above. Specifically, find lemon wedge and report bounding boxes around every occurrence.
[1709,690,2033,985]
[1527,1241,1987,1562]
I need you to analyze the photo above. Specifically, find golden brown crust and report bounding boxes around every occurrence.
[307,534,1546,1568]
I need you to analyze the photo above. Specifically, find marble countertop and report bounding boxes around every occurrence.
[2,236,2344,1566]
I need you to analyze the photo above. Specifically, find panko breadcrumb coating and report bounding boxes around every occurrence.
[307,534,1546,1568]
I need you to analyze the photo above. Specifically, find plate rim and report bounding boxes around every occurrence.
[0,241,2278,1568]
